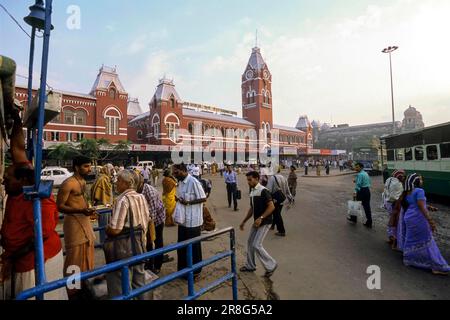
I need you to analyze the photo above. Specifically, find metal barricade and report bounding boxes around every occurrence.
[16,227,239,300]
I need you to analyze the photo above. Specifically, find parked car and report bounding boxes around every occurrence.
[41,167,73,186]
[136,161,154,170]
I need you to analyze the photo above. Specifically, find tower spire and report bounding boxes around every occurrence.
[255,29,258,48]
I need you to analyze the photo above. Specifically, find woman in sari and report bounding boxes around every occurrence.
[162,170,177,227]
[401,173,449,275]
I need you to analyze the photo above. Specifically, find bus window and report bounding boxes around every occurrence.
[404,148,413,161]
[387,150,395,161]
[415,146,424,161]
[441,143,450,158]
[426,145,438,160]
[395,149,404,161]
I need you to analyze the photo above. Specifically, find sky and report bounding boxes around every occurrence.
[1,0,450,128]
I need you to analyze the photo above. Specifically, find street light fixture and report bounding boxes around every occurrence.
[382,46,399,134]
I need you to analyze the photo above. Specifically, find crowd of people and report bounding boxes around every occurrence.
[1,110,446,302]
[347,161,449,275]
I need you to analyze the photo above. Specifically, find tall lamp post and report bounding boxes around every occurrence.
[382,46,399,134]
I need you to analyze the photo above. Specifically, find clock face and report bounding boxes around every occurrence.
[245,70,254,80]
[263,70,270,80]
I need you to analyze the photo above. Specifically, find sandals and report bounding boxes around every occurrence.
[240,266,256,273]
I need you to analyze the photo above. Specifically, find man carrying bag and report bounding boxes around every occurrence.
[104,170,151,299]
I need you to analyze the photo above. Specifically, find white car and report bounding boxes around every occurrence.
[41,167,73,186]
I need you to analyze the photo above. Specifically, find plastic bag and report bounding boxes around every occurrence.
[347,200,363,219]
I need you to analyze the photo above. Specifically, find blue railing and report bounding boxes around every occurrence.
[16,226,239,300]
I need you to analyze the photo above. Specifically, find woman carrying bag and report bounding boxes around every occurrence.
[104,170,151,299]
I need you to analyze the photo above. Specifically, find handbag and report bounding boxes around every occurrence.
[271,176,286,204]
[236,189,242,200]
[103,196,145,263]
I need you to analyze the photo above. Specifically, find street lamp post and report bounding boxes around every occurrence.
[382,46,399,134]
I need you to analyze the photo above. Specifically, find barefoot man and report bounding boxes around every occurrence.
[57,155,96,300]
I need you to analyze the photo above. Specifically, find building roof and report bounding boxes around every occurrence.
[296,115,311,129]
[129,111,150,124]
[247,47,267,71]
[15,84,96,100]
[90,65,127,95]
[128,98,143,117]
[182,108,255,126]
[273,124,304,133]
[152,78,182,102]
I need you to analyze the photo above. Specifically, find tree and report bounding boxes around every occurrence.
[113,140,131,152]
[48,143,78,166]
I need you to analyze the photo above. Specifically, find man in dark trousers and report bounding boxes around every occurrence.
[224,165,238,211]
[349,163,372,228]
[172,164,207,279]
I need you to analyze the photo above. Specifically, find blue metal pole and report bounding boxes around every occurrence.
[230,229,238,300]
[32,0,54,300]
[187,244,195,298]
[121,266,130,298]
[26,27,36,160]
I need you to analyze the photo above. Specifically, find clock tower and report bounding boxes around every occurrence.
[241,47,273,138]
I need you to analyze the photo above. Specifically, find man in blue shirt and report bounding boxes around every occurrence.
[224,165,238,211]
[349,162,372,228]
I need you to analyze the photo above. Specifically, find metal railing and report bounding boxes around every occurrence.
[16,227,238,300]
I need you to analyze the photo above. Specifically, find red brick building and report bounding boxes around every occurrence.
[15,65,129,147]
[128,46,311,163]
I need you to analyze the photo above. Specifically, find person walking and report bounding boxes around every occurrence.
[151,167,160,187]
[288,166,298,202]
[266,169,292,237]
[141,164,150,185]
[400,174,449,275]
[339,159,344,172]
[325,160,330,175]
[382,169,406,249]
[304,160,309,176]
[239,171,277,277]
[162,170,177,227]
[224,165,239,211]
[172,164,207,279]
[349,162,372,228]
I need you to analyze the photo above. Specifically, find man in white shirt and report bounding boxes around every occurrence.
[141,164,150,184]
[304,160,309,176]
[192,164,201,180]
[172,163,207,279]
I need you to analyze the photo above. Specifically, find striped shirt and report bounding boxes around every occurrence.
[110,189,150,232]
[175,174,206,228]
[142,183,165,226]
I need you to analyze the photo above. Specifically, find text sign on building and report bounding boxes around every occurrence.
[283,147,298,155]
[307,149,321,155]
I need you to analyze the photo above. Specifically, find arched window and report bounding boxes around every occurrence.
[75,109,87,125]
[64,109,75,124]
[170,96,176,108]
[152,114,160,138]
[105,108,121,136]
[137,130,143,140]
[165,114,180,142]
[109,88,116,99]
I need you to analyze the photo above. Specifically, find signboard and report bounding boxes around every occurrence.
[320,149,332,156]
[307,149,321,155]
[283,147,298,155]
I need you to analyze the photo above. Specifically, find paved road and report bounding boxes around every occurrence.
[207,171,450,300]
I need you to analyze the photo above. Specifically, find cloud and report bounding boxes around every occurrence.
[111,28,169,56]
[192,0,450,127]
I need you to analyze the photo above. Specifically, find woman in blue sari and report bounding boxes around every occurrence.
[401,173,449,275]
